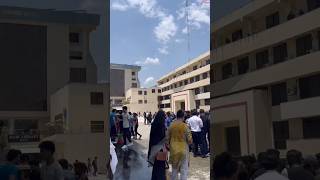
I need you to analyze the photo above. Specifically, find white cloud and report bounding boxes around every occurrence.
[158,46,169,55]
[111,2,130,11]
[144,77,155,85]
[177,0,210,31]
[175,39,184,43]
[182,27,188,34]
[154,15,177,43]
[135,57,160,65]
[112,0,178,44]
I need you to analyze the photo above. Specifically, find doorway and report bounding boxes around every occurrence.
[225,126,241,156]
[180,102,185,111]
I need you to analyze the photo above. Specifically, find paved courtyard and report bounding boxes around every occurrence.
[112,117,210,180]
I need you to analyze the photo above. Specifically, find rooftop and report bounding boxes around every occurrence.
[0,6,100,26]
[110,63,141,71]
[157,51,210,82]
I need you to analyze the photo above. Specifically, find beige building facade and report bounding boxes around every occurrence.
[0,6,108,171]
[158,51,210,113]
[110,63,141,109]
[125,87,161,114]
[211,0,320,156]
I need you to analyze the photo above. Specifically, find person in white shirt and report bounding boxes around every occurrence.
[187,110,206,158]
[121,106,133,150]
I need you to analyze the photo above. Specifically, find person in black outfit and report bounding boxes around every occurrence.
[199,109,209,155]
[147,110,168,180]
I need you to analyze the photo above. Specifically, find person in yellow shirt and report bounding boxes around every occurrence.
[167,110,192,180]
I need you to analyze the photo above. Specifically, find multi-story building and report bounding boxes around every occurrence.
[158,51,210,113]
[110,63,141,109]
[0,6,108,171]
[125,87,161,114]
[211,0,320,156]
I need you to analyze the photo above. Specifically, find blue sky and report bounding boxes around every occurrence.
[111,0,210,87]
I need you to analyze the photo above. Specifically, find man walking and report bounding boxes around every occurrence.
[92,156,98,176]
[199,109,209,156]
[187,110,206,158]
[110,109,117,142]
[143,112,147,125]
[122,106,133,150]
[38,141,64,180]
[168,110,192,180]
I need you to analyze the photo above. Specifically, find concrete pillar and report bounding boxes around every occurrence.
[287,39,296,59]
[287,79,298,101]
[248,54,256,71]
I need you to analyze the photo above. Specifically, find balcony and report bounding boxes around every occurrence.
[159,64,210,88]
[213,51,320,97]
[213,7,320,64]
[213,0,275,32]
[195,92,210,100]
[281,96,320,120]
[161,79,210,96]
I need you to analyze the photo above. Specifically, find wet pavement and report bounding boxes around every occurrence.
[113,118,210,180]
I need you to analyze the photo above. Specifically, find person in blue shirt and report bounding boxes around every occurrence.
[110,109,117,142]
[165,111,172,129]
[0,149,22,180]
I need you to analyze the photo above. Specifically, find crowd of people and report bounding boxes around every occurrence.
[212,149,320,180]
[109,106,211,180]
[146,108,210,180]
[0,141,99,180]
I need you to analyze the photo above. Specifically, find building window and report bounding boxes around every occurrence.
[69,32,80,43]
[273,43,288,64]
[184,80,188,85]
[195,88,200,95]
[170,85,173,89]
[237,57,249,75]
[222,63,233,80]
[232,29,243,42]
[70,68,86,83]
[152,89,155,93]
[138,91,142,95]
[193,66,198,70]
[158,89,161,93]
[299,74,320,99]
[132,83,137,88]
[296,34,313,57]
[179,81,183,87]
[266,12,280,29]
[206,60,210,65]
[91,92,104,105]
[132,71,136,76]
[205,99,210,105]
[164,103,171,108]
[307,0,320,11]
[190,77,194,83]
[132,78,136,81]
[159,104,164,108]
[144,100,147,104]
[144,91,147,95]
[273,121,289,149]
[90,121,104,133]
[195,75,200,82]
[203,85,210,93]
[271,83,287,106]
[196,100,200,109]
[138,100,143,104]
[202,72,208,79]
[256,50,269,69]
[303,117,320,138]
[14,119,38,135]
[69,51,83,60]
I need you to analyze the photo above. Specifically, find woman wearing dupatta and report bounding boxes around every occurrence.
[148,110,168,180]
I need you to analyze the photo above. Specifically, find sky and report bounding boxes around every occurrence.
[0,0,107,82]
[111,0,210,87]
